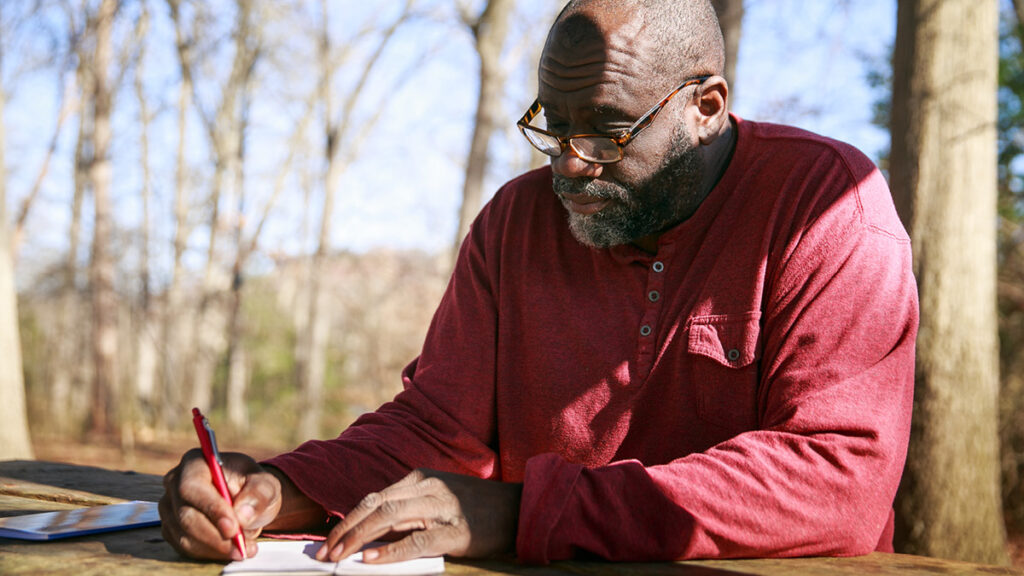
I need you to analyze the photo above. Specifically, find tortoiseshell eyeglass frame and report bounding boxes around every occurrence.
[517,74,713,164]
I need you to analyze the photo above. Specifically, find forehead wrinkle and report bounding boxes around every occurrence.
[539,44,647,97]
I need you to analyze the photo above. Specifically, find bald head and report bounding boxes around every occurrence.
[550,0,725,79]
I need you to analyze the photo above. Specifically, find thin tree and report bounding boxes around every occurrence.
[997,0,1024,539]
[296,0,414,441]
[890,0,1009,564]
[168,0,260,415]
[130,1,158,442]
[0,1,34,460]
[162,0,195,430]
[451,0,514,260]
[710,0,742,107]
[224,82,319,432]
[224,52,258,432]
[87,0,120,437]
[50,3,94,432]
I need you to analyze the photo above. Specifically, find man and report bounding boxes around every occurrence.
[160,0,917,565]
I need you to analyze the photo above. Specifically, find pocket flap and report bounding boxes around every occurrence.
[687,312,762,368]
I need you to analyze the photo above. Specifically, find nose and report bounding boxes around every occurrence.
[551,149,604,180]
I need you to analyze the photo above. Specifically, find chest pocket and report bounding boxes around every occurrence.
[687,312,762,436]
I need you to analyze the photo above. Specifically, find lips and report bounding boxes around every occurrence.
[560,193,611,216]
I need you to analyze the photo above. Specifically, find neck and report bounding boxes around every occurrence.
[701,115,736,196]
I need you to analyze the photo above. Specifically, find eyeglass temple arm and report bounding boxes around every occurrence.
[519,100,543,126]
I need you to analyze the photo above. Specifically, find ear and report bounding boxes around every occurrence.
[693,76,729,145]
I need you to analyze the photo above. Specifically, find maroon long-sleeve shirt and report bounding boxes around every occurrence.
[266,115,918,563]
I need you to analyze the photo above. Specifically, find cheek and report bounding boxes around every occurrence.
[606,154,657,189]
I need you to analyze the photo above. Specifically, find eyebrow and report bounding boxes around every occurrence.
[592,104,632,119]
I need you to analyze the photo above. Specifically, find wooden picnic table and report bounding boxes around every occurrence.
[0,459,1019,575]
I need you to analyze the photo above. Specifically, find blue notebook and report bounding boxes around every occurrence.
[0,500,160,540]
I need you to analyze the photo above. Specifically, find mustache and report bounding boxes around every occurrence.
[552,175,626,200]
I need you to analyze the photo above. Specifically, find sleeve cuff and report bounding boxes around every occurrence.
[516,453,583,564]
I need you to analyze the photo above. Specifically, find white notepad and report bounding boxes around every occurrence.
[222,540,445,575]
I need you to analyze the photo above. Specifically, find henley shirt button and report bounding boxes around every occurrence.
[648,290,661,303]
[727,348,741,362]
[653,261,665,273]
[640,325,653,337]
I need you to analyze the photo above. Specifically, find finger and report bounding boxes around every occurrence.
[334,493,456,562]
[175,450,243,541]
[161,453,235,560]
[159,491,237,560]
[316,490,382,561]
[232,470,280,534]
[362,524,464,563]
[321,494,435,562]
[316,470,432,561]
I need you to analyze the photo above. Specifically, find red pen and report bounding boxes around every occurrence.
[192,407,247,559]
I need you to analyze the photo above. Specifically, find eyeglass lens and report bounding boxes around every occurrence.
[521,128,622,164]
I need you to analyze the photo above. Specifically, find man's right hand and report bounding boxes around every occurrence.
[159,449,284,560]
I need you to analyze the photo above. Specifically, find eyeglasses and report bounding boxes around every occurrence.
[517,75,712,164]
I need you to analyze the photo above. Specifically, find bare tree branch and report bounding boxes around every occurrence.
[244,88,318,260]
[328,0,415,152]
[11,69,77,256]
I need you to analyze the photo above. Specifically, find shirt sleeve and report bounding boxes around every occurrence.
[516,163,918,562]
[263,195,505,518]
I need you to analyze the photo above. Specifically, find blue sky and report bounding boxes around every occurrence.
[3,0,899,284]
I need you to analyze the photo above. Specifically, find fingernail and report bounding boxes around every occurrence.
[363,548,378,561]
[330,543,344,561]
[237,503,256,525]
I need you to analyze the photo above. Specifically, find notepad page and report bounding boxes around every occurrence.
[222,540,445,575]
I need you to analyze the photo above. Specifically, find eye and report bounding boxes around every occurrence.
[544,120,569,135]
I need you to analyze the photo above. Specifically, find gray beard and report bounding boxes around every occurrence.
[553,129,704,249]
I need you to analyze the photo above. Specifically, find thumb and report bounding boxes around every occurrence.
[233,470,282,532]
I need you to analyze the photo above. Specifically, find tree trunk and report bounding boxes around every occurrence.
[51,45,92,433]
[710,0,743,107]
[890,0,1008,564]
[296,0,412,441]
[163,0,193,429]
[451,0,514,261]
[297,0,337,442]
[0,28,34,459]
[187,0,258,414]
[88,0,119,438]
[225,82,254,432]
[132,4,156,441]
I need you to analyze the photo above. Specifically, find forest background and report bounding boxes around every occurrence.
[1,0,1023,567]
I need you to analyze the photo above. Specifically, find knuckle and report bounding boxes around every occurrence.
[358,491,383,510]
[177,505,202,533]
[420,477,445,492]
[175,534,195,555]
[378,500,402,518]
[405,530,431,555]
[346,522,372,543]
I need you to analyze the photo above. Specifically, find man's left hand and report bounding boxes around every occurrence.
[315,469,522,563]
